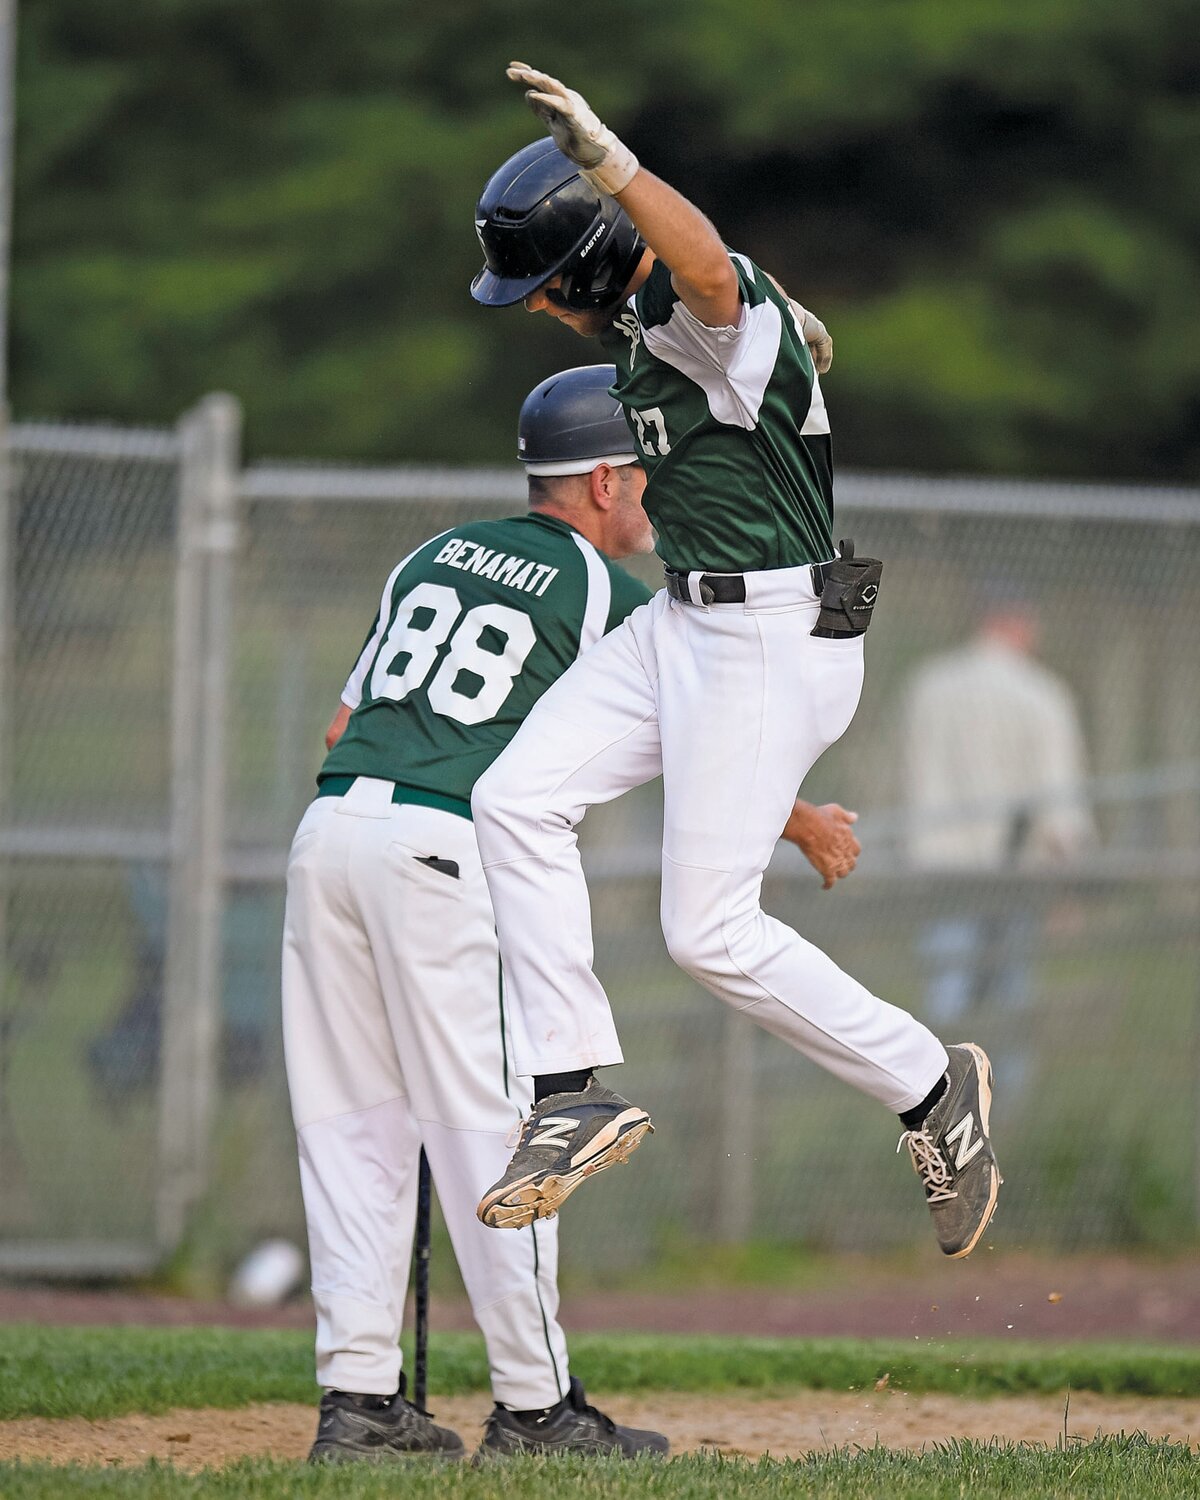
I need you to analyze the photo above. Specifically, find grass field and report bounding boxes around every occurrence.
[3,1326,1200,1420]
[2,1326,1199,1497]
[2,1439,1198,1500]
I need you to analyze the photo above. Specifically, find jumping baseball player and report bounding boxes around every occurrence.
[468,63,1001,1260]
[282,364,861,1465]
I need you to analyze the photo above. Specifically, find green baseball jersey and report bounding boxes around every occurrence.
[600,253,834,573]
[319,512,652,804]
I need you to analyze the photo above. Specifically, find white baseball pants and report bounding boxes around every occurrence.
[282,778,569,1407]
[472,572,948,1112]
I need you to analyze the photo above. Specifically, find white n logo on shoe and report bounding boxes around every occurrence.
[530,1117,579,1151]
[944,1113,984,1170]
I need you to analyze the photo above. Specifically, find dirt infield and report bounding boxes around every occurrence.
[2,1251,1197,1342]
[2,1390,1198,1470]
[2,1248,1200,1344]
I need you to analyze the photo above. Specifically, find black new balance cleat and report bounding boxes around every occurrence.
[900,1042,1001,1258]
[308,1375,464,1464]
[477,1079,652,1229]
[473,1377,669,1461]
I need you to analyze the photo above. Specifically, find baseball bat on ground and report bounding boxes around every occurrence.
[413,1147,432,1409]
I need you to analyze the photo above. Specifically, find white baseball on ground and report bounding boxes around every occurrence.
[228,1238,307,1307]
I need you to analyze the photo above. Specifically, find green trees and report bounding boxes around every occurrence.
[11,0,1199,476]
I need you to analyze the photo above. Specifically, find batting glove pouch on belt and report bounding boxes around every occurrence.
[507,62,640,196]
[812,539,884,638]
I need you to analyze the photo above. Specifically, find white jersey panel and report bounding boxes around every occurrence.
[571,531,612,655]
[786,303,831,436]
[641,294,784,431]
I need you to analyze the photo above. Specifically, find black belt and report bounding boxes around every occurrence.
[664,562,833,607]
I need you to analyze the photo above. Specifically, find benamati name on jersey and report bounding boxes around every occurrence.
[433,537,560,596]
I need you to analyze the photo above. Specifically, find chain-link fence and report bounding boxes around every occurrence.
[1,397,1197,1278]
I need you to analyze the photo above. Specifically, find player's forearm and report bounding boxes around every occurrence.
[781,798,822,848]
[505,60,740,328]
[614,170,741,327]
[325,703,351,750]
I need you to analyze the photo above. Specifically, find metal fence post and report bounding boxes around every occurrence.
[716,1009,756,1242]
[157,394,242,1254]
[0,400,13,1220]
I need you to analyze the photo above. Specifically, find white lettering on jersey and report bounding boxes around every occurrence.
[630,406,671,456]
[614,311,641,370]
[368,581,539,727]
[433,541,556,596]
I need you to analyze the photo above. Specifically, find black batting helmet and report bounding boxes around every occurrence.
[518,365,637,475]
[471,139,645,311]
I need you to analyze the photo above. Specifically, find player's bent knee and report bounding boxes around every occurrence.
[473,759,580,863]
[662,887,773,996]
[470,762,531,842]
[660,909,729,986]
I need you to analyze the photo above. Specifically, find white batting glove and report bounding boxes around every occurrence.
[790,300,833,374]
[506,61,639,197]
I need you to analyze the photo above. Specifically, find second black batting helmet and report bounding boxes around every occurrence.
[471,140,645,311]
[517,365,637,475]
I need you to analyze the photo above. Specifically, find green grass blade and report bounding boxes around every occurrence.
[3,1325,1200,1420]
[1,1439,1199,1498]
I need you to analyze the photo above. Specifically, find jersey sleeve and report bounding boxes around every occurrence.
[635,254,811,432]
[341,610,384,710]
[603,563,654,633]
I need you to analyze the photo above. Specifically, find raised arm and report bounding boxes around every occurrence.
[507,62,741,329]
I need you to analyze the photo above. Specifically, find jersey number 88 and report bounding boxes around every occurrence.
[369,582,537,726]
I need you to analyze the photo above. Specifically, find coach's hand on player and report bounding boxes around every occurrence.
[507,61,640,196]
[789,301,833,374]
[764,276,834,374]
[781,800,860,889]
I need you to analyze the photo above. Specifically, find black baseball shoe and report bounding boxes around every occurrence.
[473,1377,669,1461]
[899,1042,1001,1258]
[308,1374,465,1464]
[477,1079,652,1229]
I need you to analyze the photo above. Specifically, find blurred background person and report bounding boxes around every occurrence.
[902,591,1097,1090]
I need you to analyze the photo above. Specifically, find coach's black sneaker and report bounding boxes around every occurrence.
[308,1375,465,1464]
[899,1042,1001,1259]
[473,1377,670,1461]
[476,1079,652,1229]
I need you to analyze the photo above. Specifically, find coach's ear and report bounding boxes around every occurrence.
[587,462,620,511]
